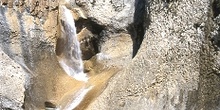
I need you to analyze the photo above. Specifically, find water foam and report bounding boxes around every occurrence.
[58,5,88,82]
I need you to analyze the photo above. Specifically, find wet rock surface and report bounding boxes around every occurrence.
[0,0,220,110]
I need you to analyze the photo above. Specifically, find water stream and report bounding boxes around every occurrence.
[57,86,93,110]
[56,5,88,82]
[50,5,118,110]
[47,5,91,110]
[1,1,118,109]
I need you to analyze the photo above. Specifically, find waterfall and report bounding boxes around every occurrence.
[56,5,88,81]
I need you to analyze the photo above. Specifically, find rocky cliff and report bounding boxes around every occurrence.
[0,0,220,110]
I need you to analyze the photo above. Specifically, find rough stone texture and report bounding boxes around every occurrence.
[0,1,60,109]
[96,33,132,68]
[76,0,135,30]
[86,0,220,110]
[0,0,220,110]
[0,48,25,110]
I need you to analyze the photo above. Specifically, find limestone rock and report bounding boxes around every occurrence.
[76,0,135,30]
[0,48,25,110]
[0,0,220,110]
[86,0,220,110]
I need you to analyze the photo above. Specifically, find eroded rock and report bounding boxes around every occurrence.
[0,48,25,110]
[0,0,220,110]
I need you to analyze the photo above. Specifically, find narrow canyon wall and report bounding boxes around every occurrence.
[85,0,220,110]
[0,0,61,109]
[0,0,220,110]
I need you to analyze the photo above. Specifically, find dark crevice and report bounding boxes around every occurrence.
[2,2,8,6]
[75,18,105,60]
[21,94,26,109]
[162,0,177,4]
[44,101,57,108]
[212,0,220,18]
[127,0,150,58]
[50,6,58,11]
[75,18,105,34]
[193,23,201,29]
[211,0,220,51]
[211,30,220,51]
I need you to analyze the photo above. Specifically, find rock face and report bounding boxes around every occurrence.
[0,0,220,110]
[76,0,135,30]
[0,48,25,110]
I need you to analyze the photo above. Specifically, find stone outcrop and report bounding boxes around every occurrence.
[0,0,220,110]
[0,48,25,110]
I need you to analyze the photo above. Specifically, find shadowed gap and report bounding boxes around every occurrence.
[75,18,105,60]
[212,0,220,18]
[127,0,151,58]
[211,0,220,51]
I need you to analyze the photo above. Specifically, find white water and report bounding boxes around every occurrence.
[58,5,88,81]
[57,86,93,110]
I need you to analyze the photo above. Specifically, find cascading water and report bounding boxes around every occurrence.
[51,5,92,110]
[50,3,118,110]
[56,5,88,82]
